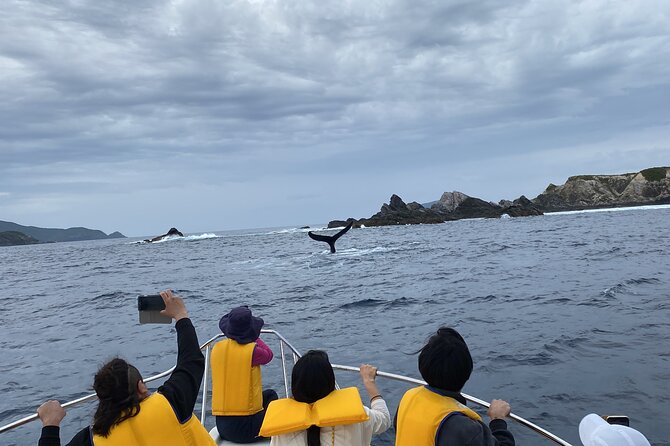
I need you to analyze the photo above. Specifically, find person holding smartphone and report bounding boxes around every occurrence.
[36,290,215,446]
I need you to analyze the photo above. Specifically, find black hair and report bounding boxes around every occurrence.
[92,358,143,437]
[291,350,336,446]
[418,327,473,392]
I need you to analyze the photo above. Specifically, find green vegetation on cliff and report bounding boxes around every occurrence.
[641,167,668,182]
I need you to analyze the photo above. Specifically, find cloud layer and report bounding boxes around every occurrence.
[1,0,669,235]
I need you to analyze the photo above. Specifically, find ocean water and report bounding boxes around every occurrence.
[1,207,669,446]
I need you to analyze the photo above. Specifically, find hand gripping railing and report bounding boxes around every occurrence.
[0,329,572,445]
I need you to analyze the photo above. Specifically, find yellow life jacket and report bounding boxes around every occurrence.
[92,393,214,446]
[211,338,263,416]
[259,387,369,437]
[395,386,482,446]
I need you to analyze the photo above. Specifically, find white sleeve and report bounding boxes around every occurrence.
[366,399,392,435]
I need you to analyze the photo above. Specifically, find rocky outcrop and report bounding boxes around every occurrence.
[0,220,125,243]
[328,194,448,228]
[532,167,670,212]
[499,195,544,217]
[329,192,542,228]
[0,231,39,246]
[431,191,469,213]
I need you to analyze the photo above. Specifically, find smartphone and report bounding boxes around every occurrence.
[138,294,172,324]
[605,415,630,427]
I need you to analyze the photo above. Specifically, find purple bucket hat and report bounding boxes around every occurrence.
[219,306,264,344]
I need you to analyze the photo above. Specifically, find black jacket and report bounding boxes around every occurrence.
[38,318,205,446]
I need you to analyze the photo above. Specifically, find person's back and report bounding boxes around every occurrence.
[260,350,391,446]
[213,306,278,444]
[395,327,515,446]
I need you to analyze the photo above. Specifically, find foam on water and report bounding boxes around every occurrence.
[184,233,219,241]
[546,203,670,215]
[130,233,219,244]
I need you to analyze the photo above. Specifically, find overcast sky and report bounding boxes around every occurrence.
[1,0,669,236]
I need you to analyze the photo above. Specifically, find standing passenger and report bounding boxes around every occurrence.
[213,306,278,443]
[260,350,391,446]
[395,327,515,446]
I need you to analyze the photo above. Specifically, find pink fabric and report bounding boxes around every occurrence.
[252,338,273,366]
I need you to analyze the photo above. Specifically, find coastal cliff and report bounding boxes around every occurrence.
[532,167,670,212]
[327,167,668,228]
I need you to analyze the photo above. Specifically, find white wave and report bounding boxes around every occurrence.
[184,233,219,240]
[268,227,321,235]
[332,246,401,257]
[546,204,670,216]
[130,233,219,244]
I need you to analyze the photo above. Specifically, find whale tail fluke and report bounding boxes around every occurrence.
[308,232,337,253]
[308,221,353,253]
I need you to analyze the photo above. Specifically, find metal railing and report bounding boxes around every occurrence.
[0,329,572,445]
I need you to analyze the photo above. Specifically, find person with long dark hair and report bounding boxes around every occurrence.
[395,327,515,446]
[36,290,214,446]
[259,350,391,446]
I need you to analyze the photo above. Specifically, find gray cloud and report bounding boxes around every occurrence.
[1,0,669,235]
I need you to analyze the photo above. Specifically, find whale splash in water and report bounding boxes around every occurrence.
[144,228,184,243]
[308,221,353,253]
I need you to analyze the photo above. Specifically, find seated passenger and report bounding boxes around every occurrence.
[395,327,515,446]
[36,290,214,446]
[260,350,391,446]
[213,306,278,443]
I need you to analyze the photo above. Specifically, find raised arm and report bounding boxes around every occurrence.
[359,364,391,435]
[156,290,205,422]
[252,338,274,366]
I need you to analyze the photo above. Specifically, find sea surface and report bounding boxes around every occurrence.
[1,207,669,446]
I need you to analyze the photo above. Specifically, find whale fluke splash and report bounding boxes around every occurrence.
[308,221,353,253]
[144,228,184,243]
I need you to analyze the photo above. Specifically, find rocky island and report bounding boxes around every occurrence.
[328,166,669,228]
[329,193,542,228]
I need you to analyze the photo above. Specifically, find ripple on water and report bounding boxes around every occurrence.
[2,210,670,445]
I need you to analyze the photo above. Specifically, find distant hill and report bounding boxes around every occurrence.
[0,221,126,243]
[0,231,39,246]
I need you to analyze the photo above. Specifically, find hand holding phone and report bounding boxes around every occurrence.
[138,294,172,324]
[159,289,188,321]
[605,415,630,427]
